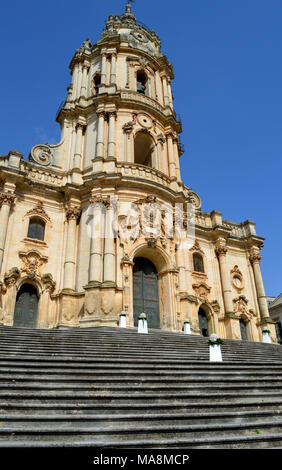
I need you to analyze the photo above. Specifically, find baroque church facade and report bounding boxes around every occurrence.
[0,4,277,342]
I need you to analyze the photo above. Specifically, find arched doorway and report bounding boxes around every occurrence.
[133,257,160,329]
[198,307,209,337]
[13,284,39,328]
[239,318,248,341]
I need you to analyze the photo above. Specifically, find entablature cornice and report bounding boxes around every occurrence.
[57,93,182,134]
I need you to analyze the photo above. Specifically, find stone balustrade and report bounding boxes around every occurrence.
[121,91,164,114]
[116,162,171,187]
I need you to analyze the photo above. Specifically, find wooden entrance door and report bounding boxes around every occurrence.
[133,257,160,329]
[198,308,209,337]
[13,284,39,328]
[240,318,248,341]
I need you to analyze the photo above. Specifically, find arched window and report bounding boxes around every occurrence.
[137,70,148,95]
[27,217,45,241]
[134,131,155,168]
[93,73,101,95]
[193,253,204,273]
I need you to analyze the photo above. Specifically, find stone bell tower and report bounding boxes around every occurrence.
[50,2,199,329]
[0,3,276,342]
[57,3,185,188]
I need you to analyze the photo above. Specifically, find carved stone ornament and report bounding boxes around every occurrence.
[121,254,132,265]
[231,265,244,291]
[25,201,51,223]
[4,267,20,288]
[101,291,115,316]
[122,121,135,134]
[249,248,261,264]
[0,192,16,208]
[65,205,81,221]
[19,250,48,276]
[215,238,228,256]
[188,191,201,210]
[137,113,153,129]
[30,144,52,166]
[211,300,220,313]
[233,295,250,317]
[189,239,204,255]
[147,237,157,248]
[192,282,211,303]
[136,194,157,205]
[42,273,56,293]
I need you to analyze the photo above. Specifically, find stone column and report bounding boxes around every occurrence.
[0,192,16,272]
[173,136,181,180]
[168,80,173,108]
[110,52,117,85]
[123,124,133,162]
[101,52,107,85]
[249,248,269,320]
[157,135,165,173]
[95,111,105,159]
[76,63,83,100]
[72,63,79,101]
[162,75,170,107]
[107,112,116,159]
[176,244,187,293]
[63,205,81,291]
[215,238,233,314]
[88,198,103,284]
[73,124,84,169]
[167,133,176,179]
[80,64,89,98]
[103,203,115,284]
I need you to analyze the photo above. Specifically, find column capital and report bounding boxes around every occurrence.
[76,123,85,131]
[96,110,106,118]
[65,205,81,221]
[249,247,261,264]
[0,192,16,208]
[108,110,117,119]
[165,131,174,139]
[215,238,228,257]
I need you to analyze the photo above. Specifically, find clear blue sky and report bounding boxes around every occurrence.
[0,0,281,296]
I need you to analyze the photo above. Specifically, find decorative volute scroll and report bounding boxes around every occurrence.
[188,191,201,210]
[29,140,64,167]
[19,249,48,276]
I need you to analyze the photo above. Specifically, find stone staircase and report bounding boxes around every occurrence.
[0,325,281,448]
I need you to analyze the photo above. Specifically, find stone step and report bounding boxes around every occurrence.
[0,409,281,422]
[1,374,282,384]
[2,382,282,392]
[1,365,281,376]
[0,358,281,369]
[1,399,282,414]
[0,433,281,449]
